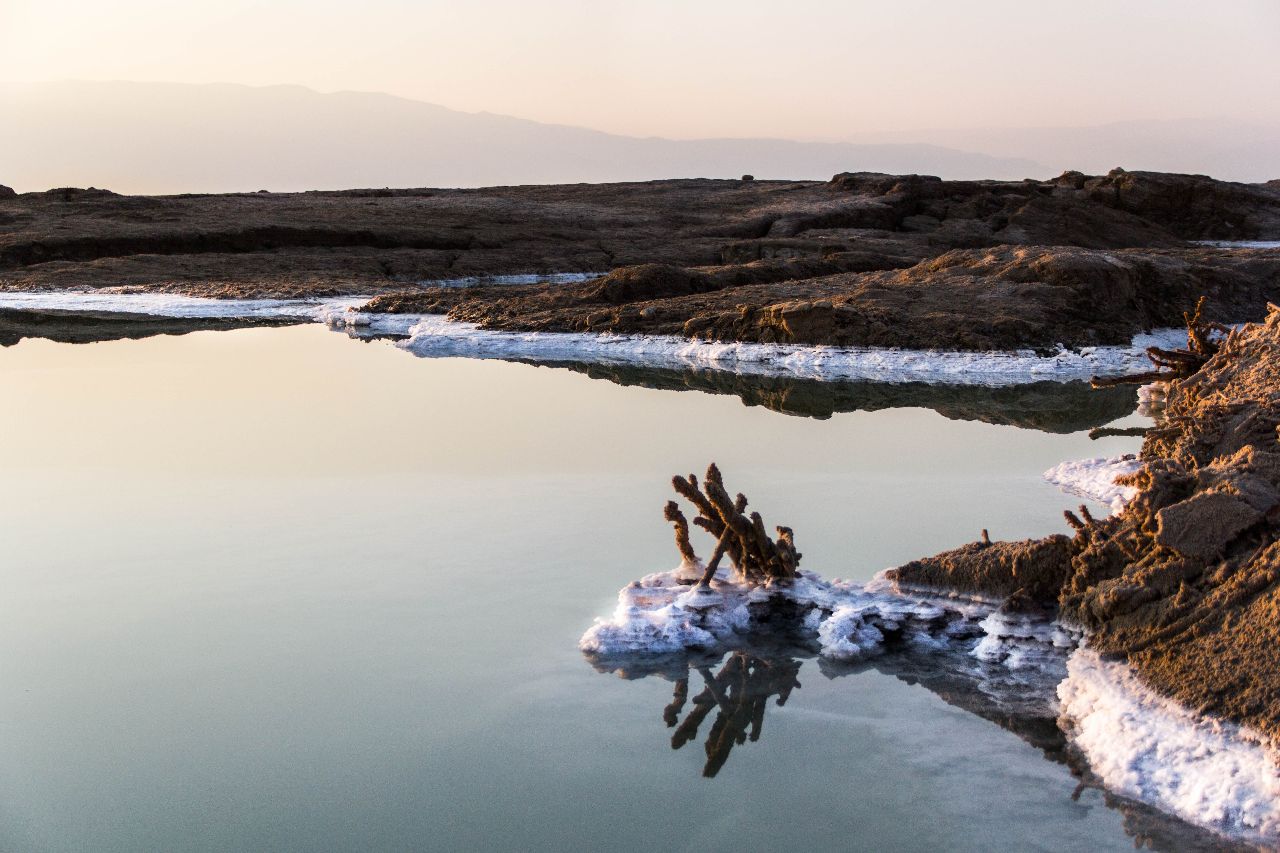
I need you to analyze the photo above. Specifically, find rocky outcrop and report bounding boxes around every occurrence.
[3,170,1278,302]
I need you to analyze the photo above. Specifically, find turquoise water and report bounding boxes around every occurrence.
[0,324,1199,851]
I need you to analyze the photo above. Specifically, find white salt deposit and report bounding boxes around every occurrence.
[1059,648,1280,844]
[1193,240,1280,249]
[1043,455,1142,512]
[397,315,1190,387]
[973,610,1079,670]
[0,290,370,320]
[579,565,1050,671]
[1136,382,1166,417]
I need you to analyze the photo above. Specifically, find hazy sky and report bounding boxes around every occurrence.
[2,0,1278,139]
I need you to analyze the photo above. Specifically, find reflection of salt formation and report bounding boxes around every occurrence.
[662,653,803,778]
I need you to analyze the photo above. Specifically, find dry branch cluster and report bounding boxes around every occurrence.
[664,463,801,586]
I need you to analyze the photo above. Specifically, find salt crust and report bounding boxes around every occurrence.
[1043,456,1142,512]
[1059,648,1280,843]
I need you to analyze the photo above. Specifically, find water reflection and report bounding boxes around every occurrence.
[0,308,300,347]
[511,362,1137,433]
[591,642,1248,852]
[2,308,1137,434]
[662,652,804,778]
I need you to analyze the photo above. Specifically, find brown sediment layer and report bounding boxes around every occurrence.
[4,170,1280,351]
[370,245,1280,353]
[890,305,1280,743]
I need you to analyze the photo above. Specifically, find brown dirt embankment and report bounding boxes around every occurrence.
[368,245,1280,352]
[889,306,1280,742]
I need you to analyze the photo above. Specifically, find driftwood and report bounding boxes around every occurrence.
[663,501,699,567]
[665,463,801,586]
[665,653,803,777]
[1091,296,1225,389]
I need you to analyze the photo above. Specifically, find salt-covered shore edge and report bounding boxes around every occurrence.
[0,290,1189,386]
[579,560,1280,845]
[1060,648,1280,842]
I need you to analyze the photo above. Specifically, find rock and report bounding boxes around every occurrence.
[889,534,1074,602]
[741,174,754,182]
[583,264,711,304]
[1056,170,1087,190]
[0,184,15,198]
[900,214,940,232]
[1155,491,1263,558]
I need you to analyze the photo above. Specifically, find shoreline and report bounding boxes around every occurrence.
[0,289,1189,386]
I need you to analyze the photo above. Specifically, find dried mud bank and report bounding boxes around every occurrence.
[582,311,1280,844]
[370,244,1280,354]
[4,170,1280,353]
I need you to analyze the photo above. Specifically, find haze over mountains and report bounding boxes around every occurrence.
[2,81,1275,195]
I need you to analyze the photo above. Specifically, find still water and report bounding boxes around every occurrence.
[0,324,1180,851]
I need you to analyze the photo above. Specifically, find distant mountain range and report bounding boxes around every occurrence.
[1,81,1275,194]
[848,119,1279,186]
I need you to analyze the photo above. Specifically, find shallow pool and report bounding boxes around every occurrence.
[0,324,1213,851]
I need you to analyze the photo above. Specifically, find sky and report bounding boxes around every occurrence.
[2,0,1278,140]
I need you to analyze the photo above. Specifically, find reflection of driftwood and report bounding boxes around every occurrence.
[1088,426,1149,440]
[668,464,801,586]
[665,652,803,777]
[1092,297,1227,389]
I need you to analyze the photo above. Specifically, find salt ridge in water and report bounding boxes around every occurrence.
[0,290,1190,385]
[0,291,368,319]
[394,315,1188,386]
[1043,455,1142,512]
[580,566,1041,665]
[1193,240,1280,250]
